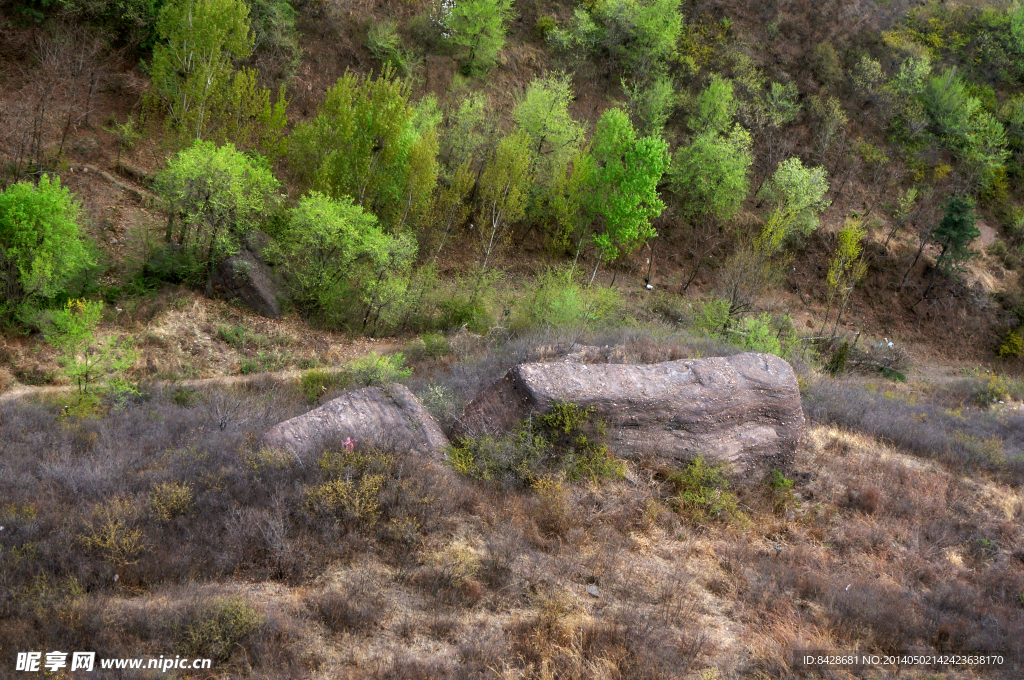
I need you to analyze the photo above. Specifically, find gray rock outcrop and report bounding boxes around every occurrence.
[263,383,449,459]
[208,247,284,319]
[455,352,803,472]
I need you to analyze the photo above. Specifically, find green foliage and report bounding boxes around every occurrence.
[731,313,781,354]
[277,192,415,326]
[44,299,138,394]
[248,0,301,78]
[345,353,412,387]
[514,74,590,246]
[998,329,1024,358]
[811,42,843,89]
[174,597,262,663]
[920,70,1009,188]
[623,73,676,136]
[809,94,848,160]
[758,157,831,242]
[823,216,868,335]
[298,368,346,403]
[690,77,736,134]
[825,341,850,376]
[0,175,94,314]
[977,374,1010,408]
[449,402,624,485]
[367,20,417,76]
[154,141,279,285]
[767,469,797,514]
[474,130,534,276]
[668,455,741,524]
[104,114,143,164]
[445,0,515,73]
[289,68,438,231]
[555,0,682,81]
[587,108,668,276]
[150,0,255,140]
[672,125,752,222]
[932,195,980,274]
[16,0,163,47]
[693,297,730,336]
[439,295,492,333]
[510,267,625,332]
[218,69,290,161]
[514,74,584,179]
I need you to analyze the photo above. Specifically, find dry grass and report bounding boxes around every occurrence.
[2,350,1022,678]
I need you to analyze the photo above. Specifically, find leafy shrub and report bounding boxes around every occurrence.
[825,341,850,376]
[998,330,1024,358]
[553,0,683,80]
[276,192,417,328]
[693,298,730,336]
[732,313,781,354]
[298,368,347,403]
[289,68,438,231]
[450,402,625,485]
[171,387,201,407]
[767,469,797,514]
[535,15,558,38]
[0,175,95,319]
[150,481,194,521]
[977,374,1011,407]
[154,141,279,286]
[248,0,302,78]
[345,353,412,387]
[306,447,394,525]
[44,299,138,394]
[511,267,625,333]
[174,596,262,663]
[80,497,147,568]
[440,296,492,333]
[444,0,515,72]
[668,456,742,524]
[367,20,416,75]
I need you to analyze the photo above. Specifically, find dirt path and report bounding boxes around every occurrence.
[0,341,401,406]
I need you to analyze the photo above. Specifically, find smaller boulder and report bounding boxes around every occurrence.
[263,383,449,459]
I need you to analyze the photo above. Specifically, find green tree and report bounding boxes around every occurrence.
[758,157,831,241]
[279,192,416,329]
[475,130,534,283]
[623,73,676,136]
[289,68,439,231]
[216,68,290,161]
[154,140,280,287]
[513,74,587,246]
[0,175,94,315]
[514,74,584,171]
[445,0,515,73]
[690,76,736,134]
[45,299,137,394]
[150,0,255,140]
[671,125,752,222]
[586,108,668,284]
[921,195,979,300]
[823,216,868,337]
[562,0,682,81]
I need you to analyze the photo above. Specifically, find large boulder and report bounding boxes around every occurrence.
[208,247,285,319]
[263,383,449,459]
[455,352,804,472]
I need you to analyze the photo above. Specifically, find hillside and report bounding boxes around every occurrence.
[1,0,1024,677]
